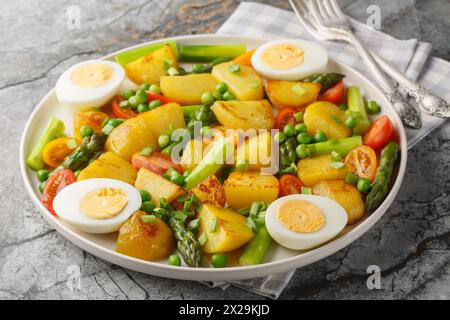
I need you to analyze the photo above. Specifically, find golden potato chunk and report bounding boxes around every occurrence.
[304,101,351,139]
[198,204,254,253]
[266,80,321,110]
[73,110,108,143]
[160,74,218,105]
[224,171,279,209]
[312,180,365,225]
[192,175,226,207]
[297,155,349,187]
[116,211,175,261]
[140,102,186,138]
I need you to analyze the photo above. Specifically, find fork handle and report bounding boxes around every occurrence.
[345,32,422,128]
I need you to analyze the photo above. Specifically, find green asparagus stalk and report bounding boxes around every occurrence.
[115,40,178,66]
[313,136,363,156]
[61,133,107,171]
[169,218,202,267]
[365,142,399,212]
[239,225,272,266]
[302,73,345,92]
[182,105,202,118]
[179,44,247,62]
[347,86,371,135]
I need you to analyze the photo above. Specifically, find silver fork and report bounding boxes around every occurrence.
[289,0,423,129]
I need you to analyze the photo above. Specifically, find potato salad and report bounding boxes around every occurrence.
[26,39,399,268]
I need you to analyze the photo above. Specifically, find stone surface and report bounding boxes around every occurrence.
[0,0,449,300]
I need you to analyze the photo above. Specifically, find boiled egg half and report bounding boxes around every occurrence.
[251,39,328,81]
[56,60,125,111]
[53,178,141,234]
[265,195,347,250]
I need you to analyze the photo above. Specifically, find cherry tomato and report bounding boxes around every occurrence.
[42,169,76,216]
[42,137,78,168]
[363,115,394,152]
[131,152,183,176]
[344,146,378,181]
[279,174,304,197]
[146,93,176,105]
[111,96,138,119]
[275,108,298,130]
[319,80,344,104]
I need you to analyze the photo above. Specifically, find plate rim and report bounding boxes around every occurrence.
[19,34,407,281]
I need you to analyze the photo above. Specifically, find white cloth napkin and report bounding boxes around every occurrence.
[202,2,449,299]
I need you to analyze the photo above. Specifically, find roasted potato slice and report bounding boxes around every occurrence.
[160,74,217,105]
[192,175,226,207]
[266,80,321,110]
[140,102,186,138]
[297,155,349,187]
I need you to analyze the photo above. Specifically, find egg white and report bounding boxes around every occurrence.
[55,60,125,111]
[251,39,328,81]
[265,194,347,251]
[53,178,142,234]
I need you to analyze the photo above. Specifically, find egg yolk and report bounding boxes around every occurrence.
[72,63,114,87]
[277,199,325,233]
[262,44,305,70]
[80,187,128,220]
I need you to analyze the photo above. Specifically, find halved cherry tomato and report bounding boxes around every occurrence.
[275,108,298,130]
[147,93,176,105]
[42,169,76,216]
[131,152,183,176]
[111,96,138,119]
[42,137,78,168]
[319,80,344,104]
[344,146,378,181]
[363,115,394,152]
[279,174,304,197]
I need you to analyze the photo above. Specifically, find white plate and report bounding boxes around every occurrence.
[20,35,407,281]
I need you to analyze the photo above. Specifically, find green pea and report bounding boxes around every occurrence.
[314,131,327,143]
[149,100,162,110]
[222,91,235,101]
[212,92,223,101]
[168,254,182,266]
[297,132,314,144]
[345,116,358,129]
[294,112,304,123]
[295,123,307,134]
[79,125,94,138]
[170,172,185,186]
[211,253,227,268]
[296,144,309,159]
[201,92,214,105]
[135,90,147,104]
[345,173,359,185]
[192,64,205,73]
[123,89,136,100]
[37,169,49,182]
[108,118,124,128]
[367,101,381,114]
[357,178,372,193]
[137,103,149,113]
[141,201,156,214]
[216,82,228,94]
[274,132,286,144]
[139,190,151,202]
[339,104,348,111]
[39,181,46,193]
[128,96,138,108]
[283,124,296,137]
[158,135,170,148]
[236,159,249,172]
[119,100,130,109]
[149,84,161,94]
[140,83,150,91]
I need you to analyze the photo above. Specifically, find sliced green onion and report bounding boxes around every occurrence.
[66,138,78,149]
[101,124,114,135]
[167,67,179,76]
[141,215,157,224]
[228,63,241,73]
[198,233,207,246]
[331,151,342,162]
[250,80,260,89]
[330,162,345,169]
[140,146,153,156]
[292,84,306,96]
[188,218,201,233]
[301,187,312,195]
[210,217,218,233]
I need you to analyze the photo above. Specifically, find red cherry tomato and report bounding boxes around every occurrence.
[147,93,176,105]
[111,96,137,119]
[42,169,76,216]
[319,80,344,104]
[279,174,304,197]
[363,115,394,151]
[274,108,298,130]
[131,152,183,176]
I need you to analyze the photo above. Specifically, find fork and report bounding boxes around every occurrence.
[289,0,424,129]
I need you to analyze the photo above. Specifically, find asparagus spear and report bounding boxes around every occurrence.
[61,133,107,171]
[302,73,345,92]
[347,86,371,135]
[179,44,247,62]
[313,136,363,156]
[365,142,399,212]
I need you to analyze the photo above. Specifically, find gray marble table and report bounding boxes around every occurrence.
[1,0,449,300]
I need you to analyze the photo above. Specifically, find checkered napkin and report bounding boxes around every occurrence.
[201,2,449,299]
